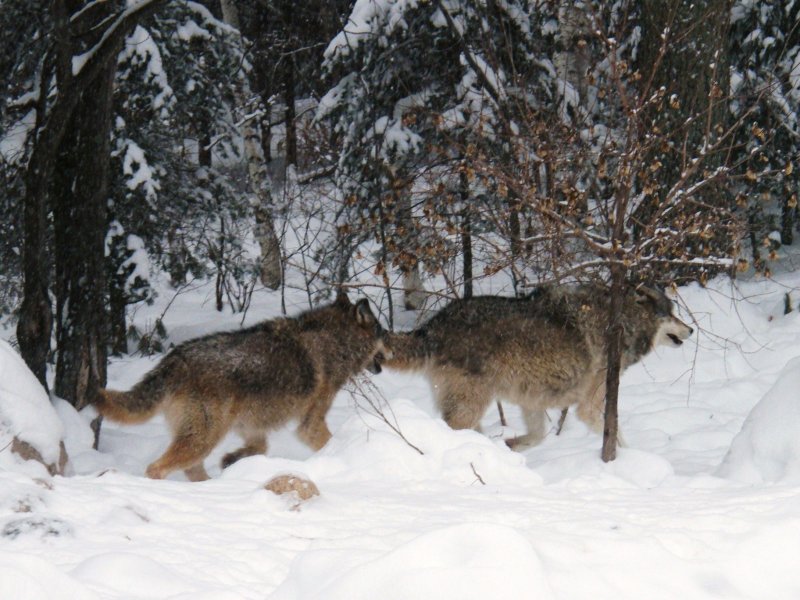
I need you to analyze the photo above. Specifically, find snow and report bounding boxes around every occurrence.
[121,139,160,200]
[0,109,36,165]
[4,271,800,598]
[175,20,212,42]
[0,340,64,470]
[718,356,800,484]
[119,25,174,112]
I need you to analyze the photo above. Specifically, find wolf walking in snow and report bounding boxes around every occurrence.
[382,284,693,448]
[94,293,389,480]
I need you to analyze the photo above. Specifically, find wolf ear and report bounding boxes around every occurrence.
[634,285,661,304]
[335,291,352,307]
[354,298,377,326]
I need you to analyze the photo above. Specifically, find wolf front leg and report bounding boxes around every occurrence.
[297,387,335,451]
[574,370,627,447]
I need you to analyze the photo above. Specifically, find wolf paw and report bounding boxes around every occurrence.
[221,451,243,470]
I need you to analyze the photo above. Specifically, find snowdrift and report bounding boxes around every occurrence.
[718,355,800,484]
[0,340,66,476]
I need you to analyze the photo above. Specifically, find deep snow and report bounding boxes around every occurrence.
[3,271,800,599]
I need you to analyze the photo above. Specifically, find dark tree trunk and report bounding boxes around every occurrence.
[460,171,473,299]
[199,131,212,168]
[283,58,297,168]
[108,287,128,356]
[602,262,626,463]
[166,226,189,286]
[17,0,165,390]
[17,158,53,389]
[53,55,116,408]
[282,0,297,168]
[462,210,473,300]
[781,196,795,246]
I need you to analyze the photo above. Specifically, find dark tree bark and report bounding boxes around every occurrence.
[601,262,626,463]
[16,0,166,390]
[781,196,796,246]
[53,51,117,408]
[282,35,297,167]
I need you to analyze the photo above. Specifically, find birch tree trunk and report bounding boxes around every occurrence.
[220,0,283,290]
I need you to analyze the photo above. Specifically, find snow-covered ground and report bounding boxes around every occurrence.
[3,271,800,599]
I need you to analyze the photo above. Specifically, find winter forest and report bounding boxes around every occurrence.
[2,0,800,599]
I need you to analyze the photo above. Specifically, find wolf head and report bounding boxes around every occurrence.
[634,286,693,348]
[335,292,392,374]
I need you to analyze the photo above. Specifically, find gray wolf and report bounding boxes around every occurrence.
[94,293,389,480]
[382,284,692,448]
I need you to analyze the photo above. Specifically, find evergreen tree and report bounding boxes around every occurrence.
[319,0,557,295]
[729,0,800,270]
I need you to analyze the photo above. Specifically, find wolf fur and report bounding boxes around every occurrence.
[95,294,389,480]
[383,284,693,448]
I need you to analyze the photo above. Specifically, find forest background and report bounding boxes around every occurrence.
[0,0,798,459]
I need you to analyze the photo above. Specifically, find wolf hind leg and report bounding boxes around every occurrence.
[221,428,268,469]
[145,402,231,480]
[297,388,335,451]
[435,377,491,431]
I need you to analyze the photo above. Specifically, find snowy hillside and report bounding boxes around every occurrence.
[3,272,800,599]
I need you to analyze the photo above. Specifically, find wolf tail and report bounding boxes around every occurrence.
[94,359,177,423]
[382,331,428,371]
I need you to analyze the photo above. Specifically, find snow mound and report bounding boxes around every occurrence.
[0,340,64,472]
[0,551,98,600]
[270,522,554,600]
[222,399,540,489]
[532,446,675,488]
[309,398,540,488]
[718,356,800,484]
[72,552,199,598]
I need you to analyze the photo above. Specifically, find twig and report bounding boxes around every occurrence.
[555,408,568,435]
[495,400,507,427]
[470,462,486,485]
[350,376,424,455]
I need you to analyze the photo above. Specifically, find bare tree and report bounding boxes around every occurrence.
[476,1,747,460]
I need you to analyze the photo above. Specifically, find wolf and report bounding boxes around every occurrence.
[94,293,389,480]
[382,284,693,448]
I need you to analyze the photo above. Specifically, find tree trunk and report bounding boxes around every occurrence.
[108,285,128,356]
[17,157,53,388]
[53,56,115,408]
[460,171,473,299]
[220,0,283,290]
[17,0,166,390]
[395,184,426,309]
[781,195,795,246]
[462,209,473,300]
[601,263,626,462]
[282,1,298,169]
